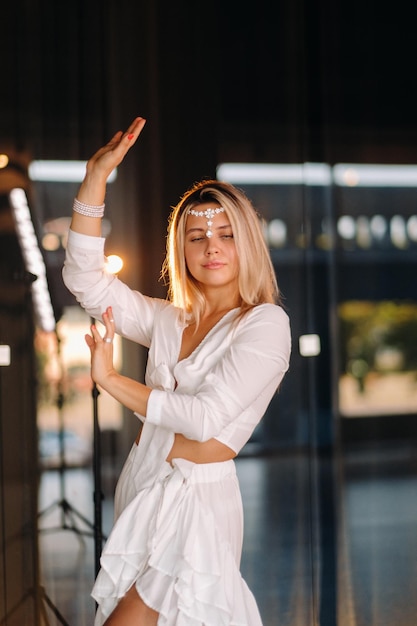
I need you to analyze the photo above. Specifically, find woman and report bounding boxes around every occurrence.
[63,117,291,625]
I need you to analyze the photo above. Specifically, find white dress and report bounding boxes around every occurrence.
[63,230,291,625]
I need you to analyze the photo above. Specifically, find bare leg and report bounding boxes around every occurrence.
[103,585,159,626]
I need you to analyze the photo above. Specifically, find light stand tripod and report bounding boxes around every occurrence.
[92,375,105,576]
[38,332,96,540]
[38,327,107,622]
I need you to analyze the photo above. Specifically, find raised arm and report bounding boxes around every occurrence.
[71,117,146,237]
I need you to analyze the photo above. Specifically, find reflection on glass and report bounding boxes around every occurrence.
[369,215,387,240]
[390,215,408,249]
[338,215,356,240]
[267,218,287,247]
[338,301,417,417]
[407,215,417,241]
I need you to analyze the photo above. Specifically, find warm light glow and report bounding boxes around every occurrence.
[356,216,371,248]
[342,168,360,187]
[106,254,124,274]
[42,232,61,251]
[390,215,408,249]
[0,154,9,169]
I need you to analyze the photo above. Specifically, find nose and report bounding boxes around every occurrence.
[205,236,219,255]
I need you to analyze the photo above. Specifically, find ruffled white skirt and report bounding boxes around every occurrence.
[92,445,263,625]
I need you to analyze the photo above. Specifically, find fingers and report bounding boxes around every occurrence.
[125,116,146,138]
[85,309,115,385]
[85,333,94,349]
[86,118,146,177]
[89,324,103,345]
[86,307,114,346]
[102,306,115,341]
[106,118,145,147]
[120,117,146,149]
[106,130,124,146]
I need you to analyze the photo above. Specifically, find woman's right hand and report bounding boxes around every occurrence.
[84,116,146,184]
[71,117,146,234]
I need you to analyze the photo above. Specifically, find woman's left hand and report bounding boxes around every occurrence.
[85,306,116,386]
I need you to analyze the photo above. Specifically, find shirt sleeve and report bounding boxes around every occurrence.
[146,305,291,441]
[62,229,167,347]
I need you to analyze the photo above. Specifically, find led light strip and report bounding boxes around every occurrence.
[9,188,56,332]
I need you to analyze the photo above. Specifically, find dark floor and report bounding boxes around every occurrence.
[336,443,417,626]
[38,443,417,626]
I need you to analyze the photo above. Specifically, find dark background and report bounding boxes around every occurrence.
[2,0,417,292]
[1,1,417,624]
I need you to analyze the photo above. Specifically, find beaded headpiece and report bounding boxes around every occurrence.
[187,206,225,238]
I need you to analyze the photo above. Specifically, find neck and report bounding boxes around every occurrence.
[201,288,241,319]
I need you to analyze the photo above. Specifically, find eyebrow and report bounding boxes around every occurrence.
[186,224,232,235]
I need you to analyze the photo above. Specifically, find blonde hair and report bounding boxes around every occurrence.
[161,180,280,325]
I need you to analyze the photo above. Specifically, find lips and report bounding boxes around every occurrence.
[202,261,225,269]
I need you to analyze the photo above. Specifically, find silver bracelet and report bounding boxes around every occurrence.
[73,198,105,217]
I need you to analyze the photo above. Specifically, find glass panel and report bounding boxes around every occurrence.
[334,165,417,420]
[334,165,417,626]
[217,163,335,624]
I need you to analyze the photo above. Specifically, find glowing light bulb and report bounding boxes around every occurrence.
[106,255,123,274]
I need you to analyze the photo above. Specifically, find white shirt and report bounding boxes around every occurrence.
[63,230,291,487]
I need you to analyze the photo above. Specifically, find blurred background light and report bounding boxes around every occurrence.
[29,160,117,183]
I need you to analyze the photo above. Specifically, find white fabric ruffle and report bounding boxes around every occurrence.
[93,458,263,625]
